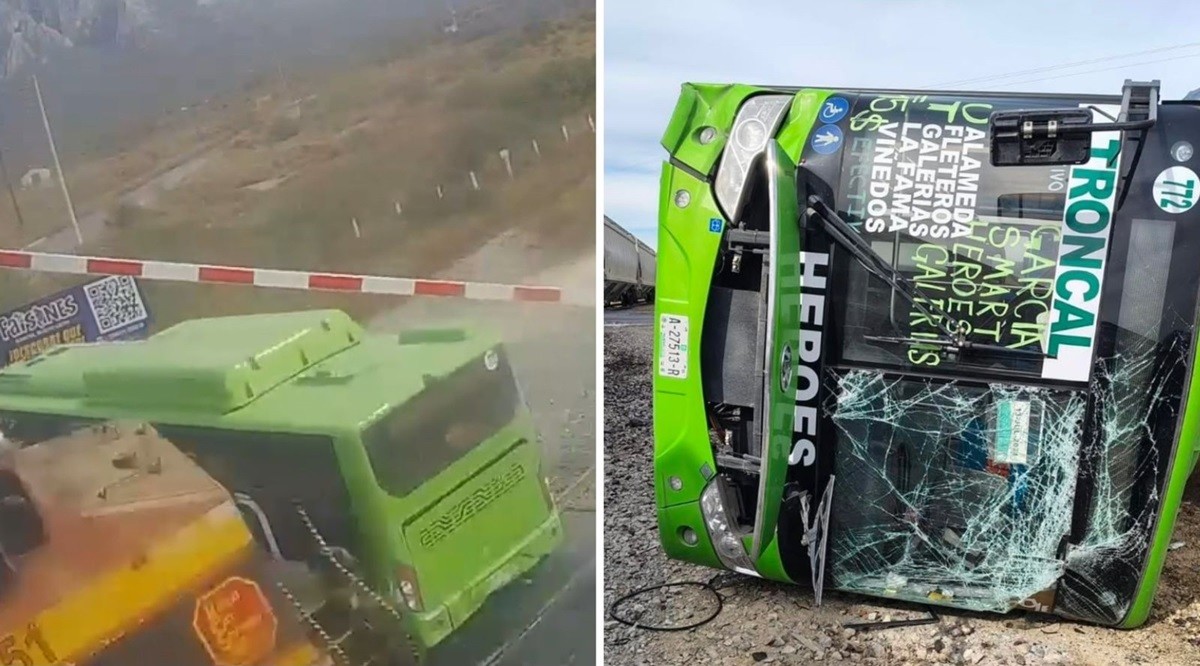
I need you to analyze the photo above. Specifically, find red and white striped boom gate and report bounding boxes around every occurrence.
[0,249,562,303]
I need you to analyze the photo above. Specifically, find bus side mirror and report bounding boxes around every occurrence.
[989,108,1093,167]
[990,79,1160,168]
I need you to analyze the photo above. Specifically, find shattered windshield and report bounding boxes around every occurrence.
[824,264,1179,618]
[826,372,1085,611]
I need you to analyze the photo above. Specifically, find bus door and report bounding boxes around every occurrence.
[748,142,802,564]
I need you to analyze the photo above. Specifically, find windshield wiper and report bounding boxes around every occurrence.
[804,196,1052,361]
[861,334,1049,359]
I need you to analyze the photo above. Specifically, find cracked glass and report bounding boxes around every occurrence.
[825,370,1085,612]
[817,201,1184,620]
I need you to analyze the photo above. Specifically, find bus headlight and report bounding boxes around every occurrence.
[714,94,792,222]
[699,479,756,573]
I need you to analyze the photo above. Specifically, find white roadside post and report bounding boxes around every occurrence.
[499,149,514,179]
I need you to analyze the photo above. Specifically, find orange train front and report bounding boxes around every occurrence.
[0,423,329,666]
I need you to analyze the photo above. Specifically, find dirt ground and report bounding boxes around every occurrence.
[603,324,1200,666]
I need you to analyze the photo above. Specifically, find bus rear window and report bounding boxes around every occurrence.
[363,348,522,496]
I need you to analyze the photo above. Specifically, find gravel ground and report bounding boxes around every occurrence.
[603,324,1200,666]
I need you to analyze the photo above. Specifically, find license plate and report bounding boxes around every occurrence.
[658,314,689,379]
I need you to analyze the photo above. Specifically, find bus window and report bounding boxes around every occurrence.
[833,148,1073,376]
[362,349,521,497]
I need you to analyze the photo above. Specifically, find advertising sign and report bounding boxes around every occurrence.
[0,275,152,367]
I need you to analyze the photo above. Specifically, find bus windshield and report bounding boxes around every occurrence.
[825,92,1135,382]
[810,90,1189,619]
[363,348,522,496]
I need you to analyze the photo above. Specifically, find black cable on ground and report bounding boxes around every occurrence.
[607,571,752,633]
[610,569,942,635]
[607,580,724,632]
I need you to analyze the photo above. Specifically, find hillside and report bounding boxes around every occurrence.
[0,8,596,326]
[0,0,591,167]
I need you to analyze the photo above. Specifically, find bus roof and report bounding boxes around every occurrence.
[683,82,1125,104]
[0,309,498,435]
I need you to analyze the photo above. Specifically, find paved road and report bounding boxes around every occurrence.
[23,210,107,252]
[489,509,595,666]
[22,136,229,253]
[604,304,653,327]
[429,510,596,666]
[412,302,596,666]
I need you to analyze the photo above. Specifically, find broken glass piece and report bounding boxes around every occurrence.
[798,477,836,606]
[1054,334,1172,623]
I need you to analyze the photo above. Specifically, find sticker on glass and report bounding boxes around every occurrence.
[1153,165,1198,214]
[780,344,793,392]
[818,96,850,124]
[658,314,689,379]
[993,399,1030,466]
[810,125,843,155]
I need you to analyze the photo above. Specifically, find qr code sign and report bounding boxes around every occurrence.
[84,276,149,335]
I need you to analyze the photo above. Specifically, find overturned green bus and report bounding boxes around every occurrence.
[652,79,1200,627]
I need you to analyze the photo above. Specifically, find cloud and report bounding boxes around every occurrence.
[604,0,1200,246]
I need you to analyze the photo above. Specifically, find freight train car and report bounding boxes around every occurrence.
[603,216,656,307]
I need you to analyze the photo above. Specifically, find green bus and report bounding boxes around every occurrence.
[0,309,563,656]
[652,79,1200,627]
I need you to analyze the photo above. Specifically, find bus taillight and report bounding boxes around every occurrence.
[538,459,555,510]
[395,564,424,612]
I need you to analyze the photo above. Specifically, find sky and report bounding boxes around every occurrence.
[603,0,1200,248]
